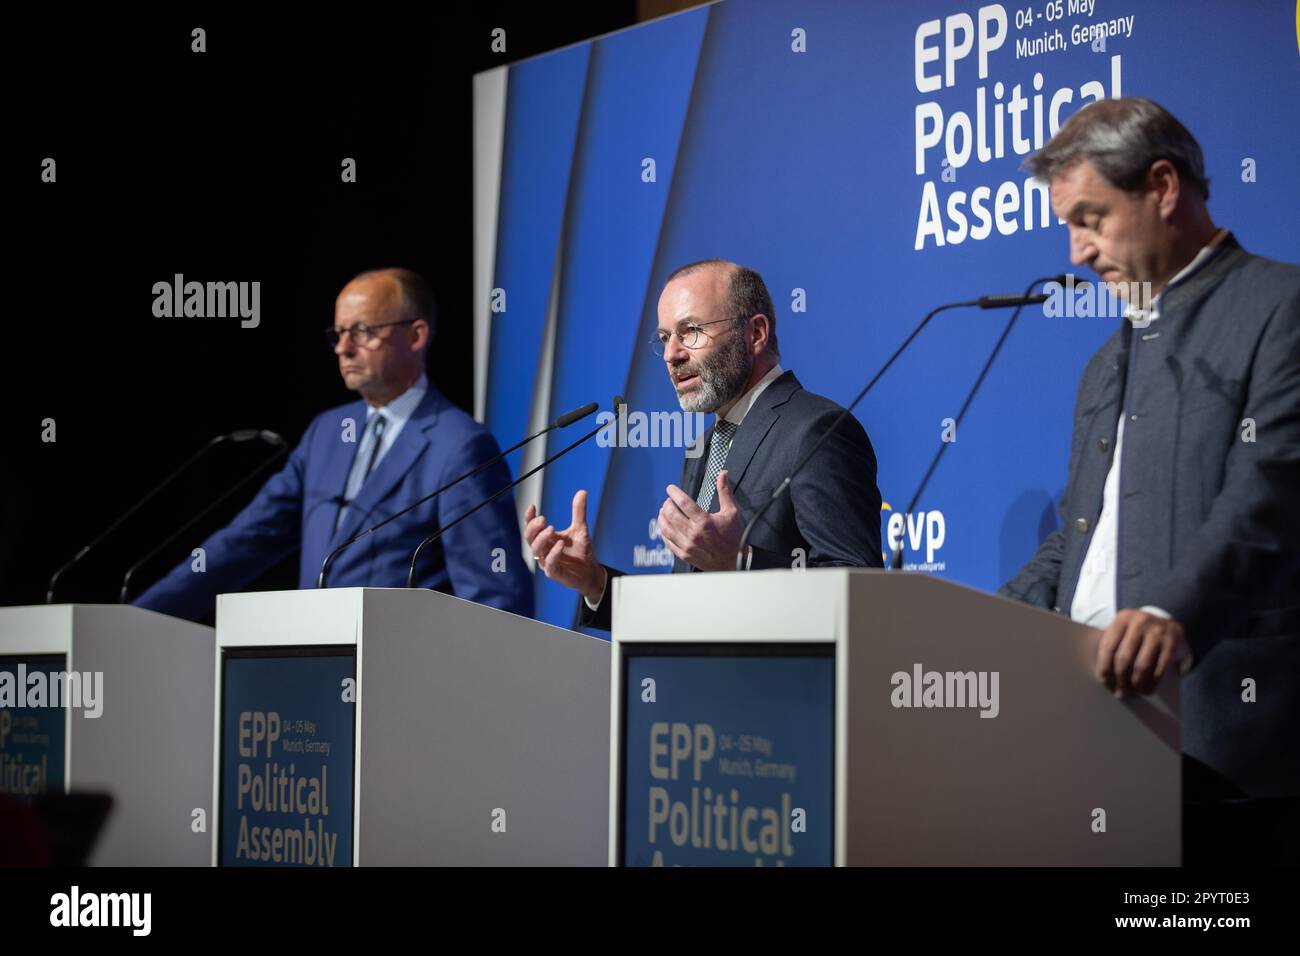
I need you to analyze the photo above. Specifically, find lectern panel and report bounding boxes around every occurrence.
[0,654,68,801]
[218,647,356,867]
[618,643,834,867]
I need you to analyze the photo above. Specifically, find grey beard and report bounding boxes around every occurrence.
[674,330,753,413]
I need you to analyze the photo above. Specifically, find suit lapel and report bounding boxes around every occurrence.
[671,370,801,573]
[330,389,441,546]
[715,370,799,499]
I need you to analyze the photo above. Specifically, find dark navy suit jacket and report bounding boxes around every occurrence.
[134,385,534,622]
[580,370,883,630]
[1001,236,1300,800]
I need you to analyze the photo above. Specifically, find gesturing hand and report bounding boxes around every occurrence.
[657,469,746,572]
[524,490,606,603]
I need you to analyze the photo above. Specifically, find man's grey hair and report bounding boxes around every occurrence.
[1024,96,1210,201]
[664,259,780,357]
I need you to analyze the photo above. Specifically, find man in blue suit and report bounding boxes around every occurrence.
[135,268,533,622]
[524,259,882,630]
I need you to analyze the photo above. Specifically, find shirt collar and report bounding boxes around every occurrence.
[718,364,784,426]
[365,373,428,426]
[1124,228,1228,325]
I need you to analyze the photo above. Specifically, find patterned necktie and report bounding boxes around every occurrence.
[335,412,388,532]
[695,419,738,513]
[363,413,388,479]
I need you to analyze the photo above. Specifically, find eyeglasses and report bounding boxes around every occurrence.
[648,317,738,356]
[325,318,417,349]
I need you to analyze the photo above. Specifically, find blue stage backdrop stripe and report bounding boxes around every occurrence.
[531,8,710,632]
[484,45,591,481]
[591,8,721,589]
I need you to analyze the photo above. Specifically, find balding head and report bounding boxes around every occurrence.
[662,260,779,358]
[332,268,434,406]
[344,268,438,342]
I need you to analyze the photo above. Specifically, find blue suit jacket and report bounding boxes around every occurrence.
[134,385,534,622]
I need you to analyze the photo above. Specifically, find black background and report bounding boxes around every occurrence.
[6,5,637,613]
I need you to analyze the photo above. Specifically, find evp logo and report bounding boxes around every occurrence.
[881,501,947,571]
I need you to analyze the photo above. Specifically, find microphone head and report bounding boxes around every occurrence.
[230,428,287,445]
[554,402,599,428]
[612,395,626,412]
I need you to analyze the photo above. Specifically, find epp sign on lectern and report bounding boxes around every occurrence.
[218,649,355,867]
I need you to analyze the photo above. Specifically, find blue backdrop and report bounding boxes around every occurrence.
[479,0,1300,632]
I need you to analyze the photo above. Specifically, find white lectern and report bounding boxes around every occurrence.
[213,587,609,866]
[0,604,215,865]
[610,569,1180,866]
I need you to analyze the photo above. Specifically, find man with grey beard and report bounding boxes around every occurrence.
[524,259,883,630]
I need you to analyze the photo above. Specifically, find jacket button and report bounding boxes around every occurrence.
[1098,437,1109,452]
[1052,605,1062,614]
[1074,517,1089,533]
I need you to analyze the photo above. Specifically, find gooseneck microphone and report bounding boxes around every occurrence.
[735,278,1074,570]
[118,433,290,603]
[45,429,285,604]
[888,275,1083,569]
[316,400,600,588]
[405,396,622,588]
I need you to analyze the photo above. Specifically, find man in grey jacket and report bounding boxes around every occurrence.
[1000,98,1300,819]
